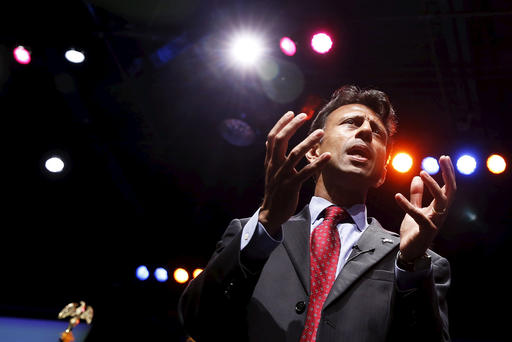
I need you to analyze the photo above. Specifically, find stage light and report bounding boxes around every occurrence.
[280,37,296,56]
[456,155,477,175]
[311,33,333,54]
[487,154,506,174]
[174,268,189,284]
[13,45,31,64]
[192,268,203,278]
[392,153,413,173]
[421,157,440,175]
[229,32,264,67]
[154,267,168,282]
[135,265,149,281]
[65,49,85,64]
[465,210,477,222]
[45,156,65,173]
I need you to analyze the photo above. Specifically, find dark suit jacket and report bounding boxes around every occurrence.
[179,205,451,342]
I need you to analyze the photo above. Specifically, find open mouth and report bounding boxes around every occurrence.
[346,144,372,161]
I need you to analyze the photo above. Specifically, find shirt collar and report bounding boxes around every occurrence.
[308,196,368,232]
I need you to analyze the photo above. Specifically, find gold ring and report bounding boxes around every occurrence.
[432,206,447,215]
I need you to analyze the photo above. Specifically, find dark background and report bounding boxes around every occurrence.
[0,1,511,341]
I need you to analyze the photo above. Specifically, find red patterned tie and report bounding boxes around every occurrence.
[300,205,348,342]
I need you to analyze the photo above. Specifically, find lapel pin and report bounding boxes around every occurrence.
[381,238,394,244]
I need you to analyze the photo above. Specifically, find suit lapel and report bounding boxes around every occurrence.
[323,218,400,309]
[282,206,311,295]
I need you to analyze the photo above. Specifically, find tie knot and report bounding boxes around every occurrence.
[323,205,349,225]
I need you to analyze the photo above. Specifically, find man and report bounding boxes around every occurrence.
[179,85,456,342]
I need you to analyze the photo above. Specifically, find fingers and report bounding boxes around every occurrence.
[266,112,308,165]
[420,170,447,210]
[395,193,436,231]
[272,113,309,164]
[265,111,294,166]
[286,129,324,169]
[439,155,456,200]
[409,176,424,208]
[295,152,331,184]
[419,156,456,213]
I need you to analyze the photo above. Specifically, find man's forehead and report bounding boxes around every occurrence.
[328,103,382,122]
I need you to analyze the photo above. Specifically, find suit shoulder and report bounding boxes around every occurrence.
[368,217,400,238]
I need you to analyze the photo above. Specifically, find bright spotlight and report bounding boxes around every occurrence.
[456,155,477,175]
[136,265,150,281]
[45,156,65,173]
[174,268,189,284]
[487,154,506,174]
[229,33,265,66]
[154,267,168,282]
[65,49,85,64]
[311,33,333,54]
[13,46,31,65]
[280,37,296,56]
[392,153,413,173]
[192,268,203,278]
[421,157,440,175]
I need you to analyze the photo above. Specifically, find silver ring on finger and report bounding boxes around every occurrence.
[432,206,447,216]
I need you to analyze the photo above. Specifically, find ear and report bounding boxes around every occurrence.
[305,143,321,164]
[374,164,387,188]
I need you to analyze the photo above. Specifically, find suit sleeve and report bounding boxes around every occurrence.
[178,218,268,342]
[389,253,451,342]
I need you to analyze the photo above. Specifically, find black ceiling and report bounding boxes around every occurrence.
[1,1,511,341]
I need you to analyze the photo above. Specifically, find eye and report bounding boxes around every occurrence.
[373,126,387,139]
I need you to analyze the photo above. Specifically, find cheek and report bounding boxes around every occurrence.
[320,131,348,153]
[373,148,388,168]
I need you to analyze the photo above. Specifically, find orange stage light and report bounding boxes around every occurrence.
[193,268,204,278]
[392,153,413,173]
[173,268,190,284]
[487,154,506,174]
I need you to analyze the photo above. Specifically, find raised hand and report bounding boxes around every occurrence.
[394,155,457,261]
[258,111,331,237]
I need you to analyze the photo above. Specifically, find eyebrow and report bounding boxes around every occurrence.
[341,112,387,131]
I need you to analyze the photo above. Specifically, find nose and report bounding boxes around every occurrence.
[355,119,372,141]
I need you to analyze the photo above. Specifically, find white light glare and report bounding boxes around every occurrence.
[154,267,168,282]
[229,33,264,66]
[456,155,477,175]
[65,49,85,63]
[422,157,440,175]
[45,156,64,173]
[136,265,149,281]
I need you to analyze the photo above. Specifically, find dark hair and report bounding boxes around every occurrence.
[309,85,398,142]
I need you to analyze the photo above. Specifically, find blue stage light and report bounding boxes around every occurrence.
[136,265,149,281]
[456,154,477,175]
[154,267,168,282]
[421,157,440,175]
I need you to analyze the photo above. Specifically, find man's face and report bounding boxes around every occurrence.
[314,103,389,189]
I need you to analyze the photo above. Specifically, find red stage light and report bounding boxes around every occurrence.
[311,33,333,54]
[280,37,296,56]
[13,46,31,64]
